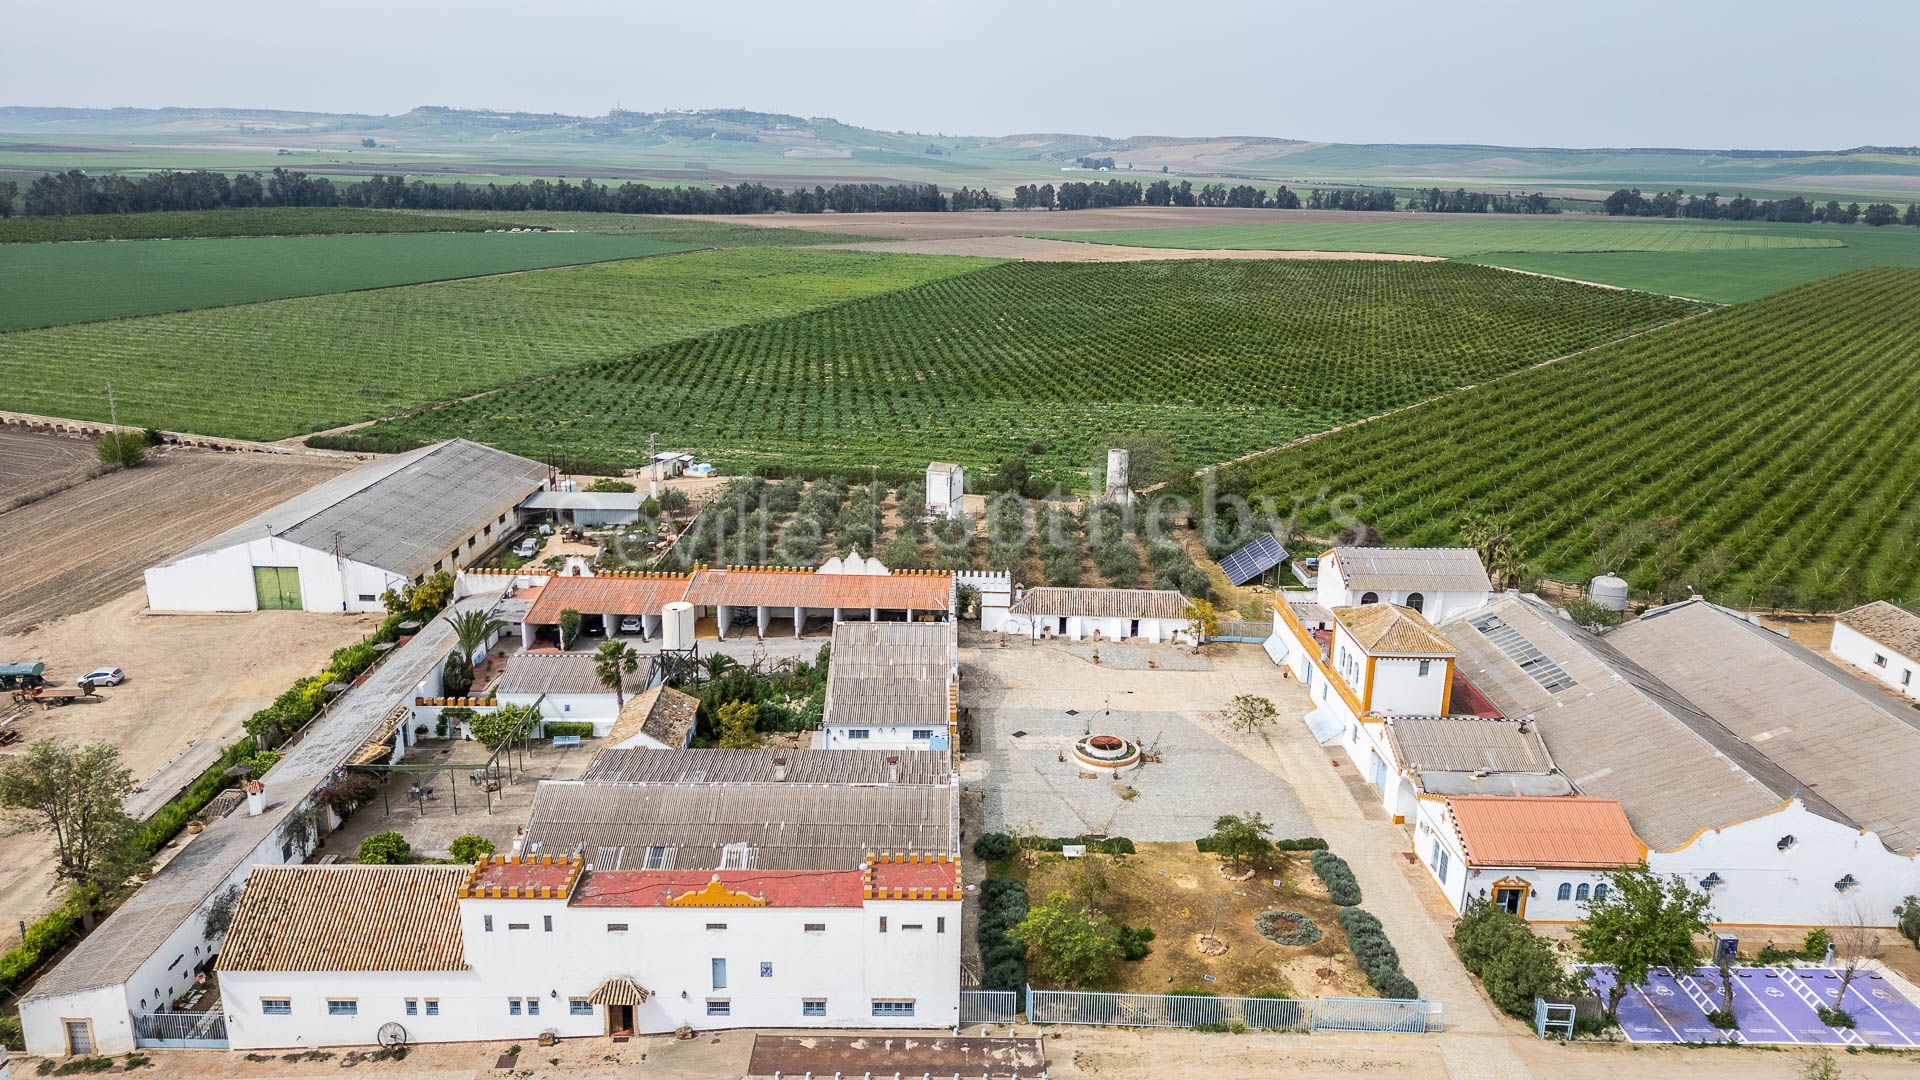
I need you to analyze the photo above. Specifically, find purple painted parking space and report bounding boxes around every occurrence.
[1583,966,1920,1047]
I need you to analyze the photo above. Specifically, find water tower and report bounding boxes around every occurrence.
[1590,573,1630,613]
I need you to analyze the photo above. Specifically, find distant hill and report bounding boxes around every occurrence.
[5,105,1919,202]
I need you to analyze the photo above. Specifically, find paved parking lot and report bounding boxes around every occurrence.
[964,640,1313,841]
[1591,965,1920,1046]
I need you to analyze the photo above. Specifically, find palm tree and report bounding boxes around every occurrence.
[445,609,506,663]
[701,653,740,684]
[594,640,640,708]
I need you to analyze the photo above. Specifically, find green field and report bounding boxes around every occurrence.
[1213,268,1920,608]
[329,260,1699,477]
[0,230,702,330]
[1031,219,1845,258]
[0,206,511,244]
[402,210,874,248]
[0,248,990,438]
[1464,224,1920,303]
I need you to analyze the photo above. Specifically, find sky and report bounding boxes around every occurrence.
[2,0,1913,149]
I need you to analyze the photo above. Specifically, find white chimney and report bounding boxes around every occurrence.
[772,755,788,782]
[244,779,266,817]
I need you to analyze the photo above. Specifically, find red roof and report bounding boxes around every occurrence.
[1446,796,1645,869]
[571,870,867,909]
[684,568,951,612]
[524,574,692,623]
[1449,671,1504,719]
[869,861,960,892]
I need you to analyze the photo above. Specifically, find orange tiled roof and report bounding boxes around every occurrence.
[521,568,952,625]
[1445,795,1645,869]
[1334,603,1456,657]
[460,855,584,899]
[524,573,692,623]
[217,865,468,973]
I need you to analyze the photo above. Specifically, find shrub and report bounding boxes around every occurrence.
[1897,895,1920,947]
[558,608,583,649]
[1117,923,1156,961]
[449,835,495,863]
[976,876,1029,991]
[973,833,1017,861]
[1817,1005,1855,1029]
[96,431,146,469]
[1802,928,1833,958]
[1311,850,1362,906]
[1338,905,1418,999]
[357,832,411,864]
[1453,901,1573,1018]
[541,721,594,739]
[585,478,636,493]
[1254,909,1322,947]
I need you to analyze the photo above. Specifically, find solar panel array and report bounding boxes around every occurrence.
[1470,615,1579,693]
[1220,534,1289,586]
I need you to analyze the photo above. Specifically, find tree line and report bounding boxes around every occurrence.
[1407,187,1556,214]
[1011,179,1413,212]
[12,168,956,218]
[1604,187,1920,226]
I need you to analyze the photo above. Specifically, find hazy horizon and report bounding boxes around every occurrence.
[2,0,1914,150]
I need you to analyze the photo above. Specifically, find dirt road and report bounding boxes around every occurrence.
[0,591,376,932]
[675,205,1612,240]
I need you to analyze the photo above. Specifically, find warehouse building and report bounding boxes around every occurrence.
[822,622,958,750]
[1000,586,1193,643]
[145,440,549,614]
[1830,600,1920,701]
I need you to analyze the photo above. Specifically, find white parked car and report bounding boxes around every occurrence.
[619,616,642,635]
[79,667,125,687]
[514,537,540,558]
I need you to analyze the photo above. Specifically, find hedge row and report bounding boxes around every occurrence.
[1310,850,1362,906]
[972,833,1137,860]
[540,721,595,739]
[1196,835,1329,854]
[0,891,86,997]
[1338,907,1418,1000]
[977,877,1030,992]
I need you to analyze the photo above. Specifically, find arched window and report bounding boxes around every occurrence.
[1593,883,1609,900]
[1407,592,1425,614]
[1556,883,1572,901]
[1575,883,1591,901]
[1360,591,1380,605]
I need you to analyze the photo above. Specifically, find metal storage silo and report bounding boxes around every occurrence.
[661,601,697,651]
[1590,573,1630,612]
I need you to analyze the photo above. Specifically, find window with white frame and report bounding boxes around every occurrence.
[425,999,439,1016]
[912,729,935,740]
[569,999,593,1016]
[508,998,522,1015]
[1417,660,1431,677]
[327,1000,357,1016]
[847,729,871,740]
[706,1000,731,1017]
[1875,653,1889,667]
[871,999,916,1017]
[405,998,418,1016]
[803,999,827,1017]
[526,997,539,1016]
[261,998,291,1016]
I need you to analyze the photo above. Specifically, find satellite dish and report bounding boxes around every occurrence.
[377,1022,408,1048]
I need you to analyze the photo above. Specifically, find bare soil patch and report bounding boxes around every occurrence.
[0,591,377,931]
[0,444,353,634]
[821,235,1438,262]
[674,205,1608,241]
[0,428,98,506]
[1009,842,1371,998]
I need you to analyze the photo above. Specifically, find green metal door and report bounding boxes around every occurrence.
[252,566,303,610]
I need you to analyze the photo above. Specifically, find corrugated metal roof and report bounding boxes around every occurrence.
[1836,600,1920,660]
[1442,594,1792,851]
[605,685,699,748]
[24,588,505,1001]
[520,491,645,511]
[1385,715,1555,774]
[496,651,652,697]
[1008,587,1188,620]
[162,440,547,578]
[523,781,955,870]
[1333,604,1456,656]
[1446,795,1645,869]
[582,747,952,786]
[825,622,956,730]
[1329,547,1492,594]
[1611,600,1920,854]
[217,865,468,973]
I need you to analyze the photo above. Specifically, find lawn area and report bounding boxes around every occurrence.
[0,230,697,330]
[0,206,513,244]
[1212,267,1920,609]
[1029,218,1844,258]
[0,247,991,439]
[1005,844,1371,997]
[331,259,1699,478]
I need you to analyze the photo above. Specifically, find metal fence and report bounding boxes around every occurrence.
[1212,619,1272,643]
[1027,988,1440,1034]
[132,1010,228,1048]
[960,988,1020,1024]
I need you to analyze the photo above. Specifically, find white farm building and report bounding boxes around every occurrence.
[144,440,548,614]
[1831,600,1920,700]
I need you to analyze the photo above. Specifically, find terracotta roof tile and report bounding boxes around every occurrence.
[1836,600,1920,659]
[524,574,692,623]
[570,869,867,908]
[1334,604,1456,656]
[606,685,700,749]
[216,865,468,973]
[1445,795,1644,869]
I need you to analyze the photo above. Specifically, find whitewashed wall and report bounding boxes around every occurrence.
[1830,624,1920,700]
[144,537,401,614]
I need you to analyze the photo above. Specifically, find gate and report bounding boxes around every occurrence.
[1028,988,1310,1031]
[133,1010,229,1048]
[960,989,1020,1024]
[1211,619,1271,643]
[1314,996,1442,1033]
